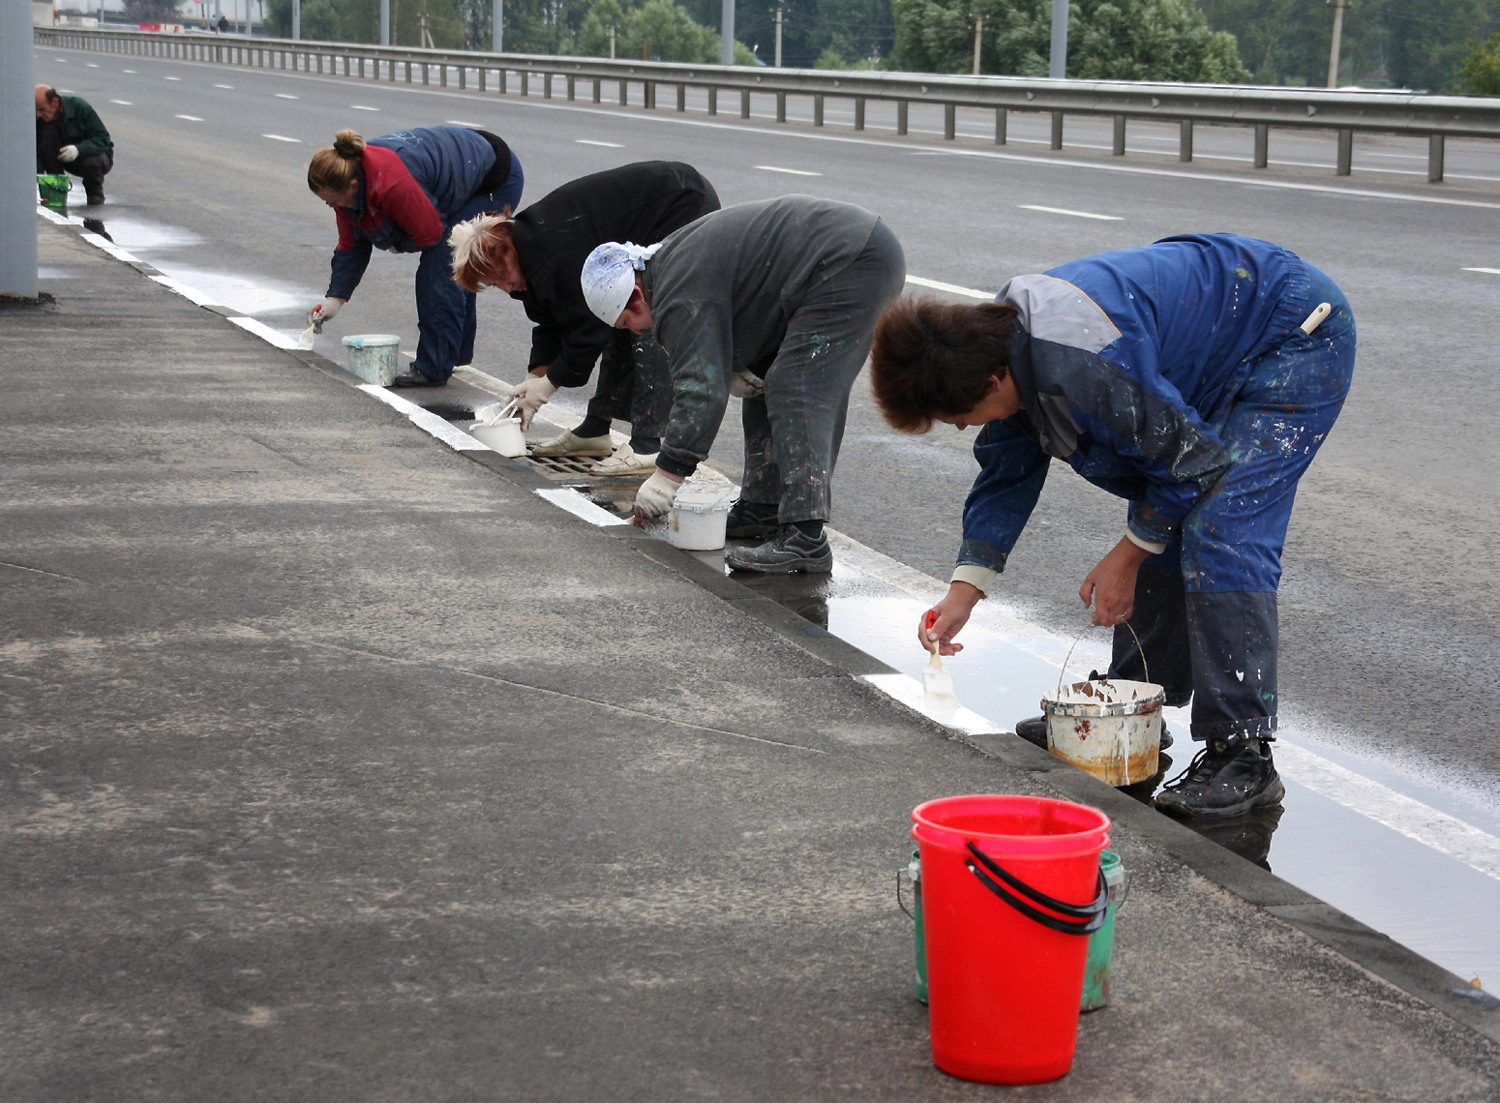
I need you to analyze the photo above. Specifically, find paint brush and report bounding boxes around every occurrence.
[922,610,960,712]
[296,323,317,350]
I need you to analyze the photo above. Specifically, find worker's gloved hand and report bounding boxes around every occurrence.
[306,297,343,330]
[729,370,764,399]
[510,374,558,430]
[57,145,79,163]
[632,470,682,523]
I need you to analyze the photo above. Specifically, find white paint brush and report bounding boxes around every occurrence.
[923,610,960,713]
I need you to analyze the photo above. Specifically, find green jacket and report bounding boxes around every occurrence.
[36,95,113,169]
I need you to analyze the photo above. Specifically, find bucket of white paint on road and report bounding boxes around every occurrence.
[341,334,401,387]
[1040,678,1165,787]
[469,419,526,457]
[667,484,734,550]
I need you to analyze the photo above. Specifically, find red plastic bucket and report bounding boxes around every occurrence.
[911,794,1111,1084]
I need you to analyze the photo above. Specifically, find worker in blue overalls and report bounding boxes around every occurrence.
[868,234,1356,819]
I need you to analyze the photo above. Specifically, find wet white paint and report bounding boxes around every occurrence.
[535,488,630,528]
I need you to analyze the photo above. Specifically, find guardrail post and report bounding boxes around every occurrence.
[1179,118,1193,161]
[521,70,529,96]
[592,77,600,103]
[499,68,507,93]
[405,60,412,83]
[479,66,487,92]
[1254,123,1268,168]
[620,79,629,106]
[677,83,686,112]
[708,86,717,115]
[897,99,908,135]
[567,74,575,101]
[440,62,448,87]
[1336,128,1352,175]
[776,91,786,122]
[645,80,655,109]
[360,56,368,79]
[814,93,823,126]
[854,96,865,130]
[458,64,466,89]
[1112,114,1125,155]
[420,61,428,85]
[944,103,955,140]
[1429,134,1445,182]
[995,107,1006,144]
[740,89,750,118]
[544,72,553,98]
[1050,110,1063,149]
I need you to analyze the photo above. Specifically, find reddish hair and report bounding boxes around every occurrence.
[869,297,1018,434]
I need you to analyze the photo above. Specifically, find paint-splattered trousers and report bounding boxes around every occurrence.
[586,331,672,442]
[1108,263,1356,743]
[411,157,525,382]
[738,218,907,524]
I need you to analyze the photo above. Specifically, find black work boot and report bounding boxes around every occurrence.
[725,499,780,540]
[1154,736,1284,819]
[390,369,447,388]
[724,526,832,574]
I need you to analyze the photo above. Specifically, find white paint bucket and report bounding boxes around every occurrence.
[469,419,526,457]
[667,485,735,550]
[1040,678,1166,787]
[341,334,401,387]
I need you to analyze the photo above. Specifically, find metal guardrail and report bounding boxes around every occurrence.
[35,26,1500,182]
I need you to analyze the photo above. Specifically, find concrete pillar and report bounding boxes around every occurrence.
[0,0,37,297]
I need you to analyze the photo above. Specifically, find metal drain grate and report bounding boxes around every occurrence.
[521,452,652,482]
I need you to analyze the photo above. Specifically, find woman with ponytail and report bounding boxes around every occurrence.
[305,125,522,387]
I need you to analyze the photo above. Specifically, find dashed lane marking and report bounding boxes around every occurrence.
[109,99,133,106]
[446,119,483,127]
[213,83,233,88]
[576,139,622,147]
[275,93,298,99]
[905,275,991,299]
[175,114,204,122]
[1019,204,1123,221]
[756,165,823,176]
[1463,267,1500,275]
[262,134,301,142]
[352,104,379,111]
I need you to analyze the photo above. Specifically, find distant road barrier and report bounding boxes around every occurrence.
[35,26,1500,182]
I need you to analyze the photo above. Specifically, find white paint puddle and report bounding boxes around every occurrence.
[150,265,310,315]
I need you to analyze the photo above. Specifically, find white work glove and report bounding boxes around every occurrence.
[632,470,681,522]
[510,374,558,430]
[57,145,79,163]
[306,297,343,331]
[730,370,765,399]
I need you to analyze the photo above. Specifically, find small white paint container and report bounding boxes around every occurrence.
[667,485,735,550]
[341,334,401,387]
[469,418,526,457]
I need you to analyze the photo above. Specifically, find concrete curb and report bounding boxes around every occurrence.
[39,212,1500,1049]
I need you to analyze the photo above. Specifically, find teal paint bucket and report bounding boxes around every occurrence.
[898,850,928,1003]
[341,334,401,386]
[1080,850,1129,1011]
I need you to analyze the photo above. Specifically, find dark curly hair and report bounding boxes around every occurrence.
[869,297,1018,434]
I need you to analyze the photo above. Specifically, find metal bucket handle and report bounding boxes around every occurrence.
[964,841,1108,936]
[1055,619,1151,700]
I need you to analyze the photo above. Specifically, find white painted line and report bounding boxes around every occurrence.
[262,134,301,143]
[109,99,134,106]
[165,76,181,81]
[351,104,380,111]
[149,274,222,308]
[175,114,204,122]
[213,83,233,88]
[1275,742,1500,884]
[86,63,98,68]
[862,673,999,736]
[122,69,137,73]
[576,139,623,147]
[36,207,70,226]
[1463,267,1500,275]
[452,365,518,399]
[446,119,483,127]
[906,275,992,300]
[756,165,823,176]
[535,488,630,528]
[275,93,299,99]
[357,385,489,451]
[227,316,301,350]
[1019,204,1123,221]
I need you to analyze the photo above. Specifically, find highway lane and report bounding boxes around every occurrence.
[34,44,1500,825]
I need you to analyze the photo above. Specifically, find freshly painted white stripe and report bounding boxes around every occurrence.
[756,165,824,176]
[576,139,623,147]
[351,104,379,111]
[149,274,221,308]
[906,275,992,300]
[1275,741,1500,883]
[175,114,204,122]
[274,93,298,99]
[262,134,301,142]
[36,207,70,226]
[1463,267,1500,275]
[861,673,999,736]
[356,385,489,451]
[227,316,301,350]
[109,99,133,105]
[1019,204,1123,221]
[535,488,630,528]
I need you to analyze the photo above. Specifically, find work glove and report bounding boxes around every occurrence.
[305,297,343,331]
[510,374,557,430]
[632,470,680,522]
[57,145,79,163]
[729,370,764,399]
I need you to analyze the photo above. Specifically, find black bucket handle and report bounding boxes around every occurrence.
[965,841,1109,936]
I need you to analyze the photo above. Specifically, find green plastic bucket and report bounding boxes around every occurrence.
[38,174,71,210]
[1080,850,1129,1011]
[898,850,928,1003]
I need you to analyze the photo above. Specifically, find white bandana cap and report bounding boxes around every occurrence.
[581,241,661,325]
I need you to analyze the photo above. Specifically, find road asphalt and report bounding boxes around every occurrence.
[4,218,1499,1102]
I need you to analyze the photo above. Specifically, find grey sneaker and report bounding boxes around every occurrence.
[724,528,833,574]
[1155,737,1283,819]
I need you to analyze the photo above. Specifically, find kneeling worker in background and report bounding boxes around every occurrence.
[35,85,113,206]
